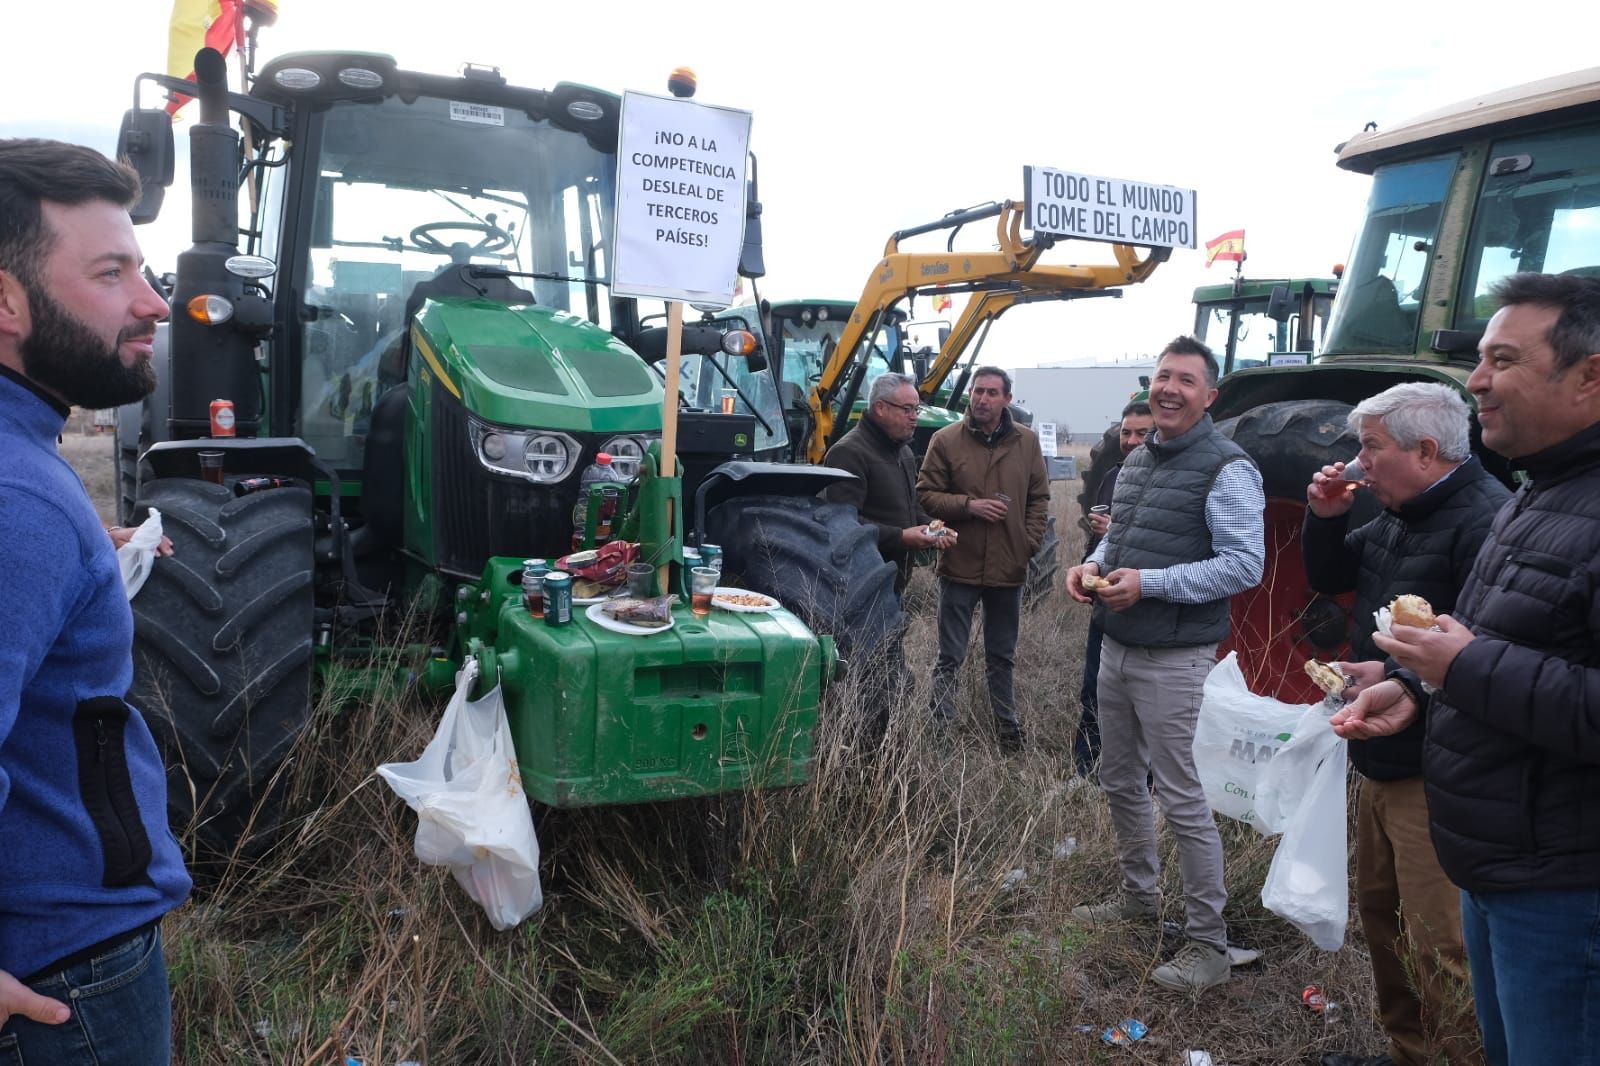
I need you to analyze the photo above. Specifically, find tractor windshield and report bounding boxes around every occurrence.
[298,94,615,469]
[1324,154,1456,356]
[1456,123,1600,328]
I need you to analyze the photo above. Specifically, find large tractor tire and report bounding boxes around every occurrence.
[1023,515,1060,607]
[127,478,316,858]
[1216,400,1380,703]
[705,494,905,668]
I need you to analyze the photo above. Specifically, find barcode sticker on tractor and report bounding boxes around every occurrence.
[449,101,505,126]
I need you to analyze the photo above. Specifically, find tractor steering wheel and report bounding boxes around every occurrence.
[409,221,514,263]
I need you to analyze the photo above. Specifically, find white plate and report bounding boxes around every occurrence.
[585,600,675,636]
[711,586,781,613]
[573,594,609,606]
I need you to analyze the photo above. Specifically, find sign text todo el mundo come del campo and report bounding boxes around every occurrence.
[1023,165,1196,250]
[612,91,752,307]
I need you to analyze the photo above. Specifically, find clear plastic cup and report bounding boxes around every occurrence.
[690,566,718,616]
[626,562,655,598]
[1341,457,1366,483]
[198,450,225,485]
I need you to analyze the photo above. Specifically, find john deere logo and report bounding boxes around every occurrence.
[734,432,749,448]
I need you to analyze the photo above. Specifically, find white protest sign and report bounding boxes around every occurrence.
[613,91,751,306]
[1037,421,1058,457]
[1024,166,1197,249]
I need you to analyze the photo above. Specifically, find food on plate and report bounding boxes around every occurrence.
[572,577,609,599]
[1389,594,1437,629]
[601,594,678,627]
[1303,658,1349,697]
[716,592,775,609]
[1081,572,1111,591]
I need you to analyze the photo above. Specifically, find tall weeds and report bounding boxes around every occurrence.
[163,483,1387,1065]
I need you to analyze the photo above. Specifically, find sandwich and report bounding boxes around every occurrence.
[1081,573,1111,591]
[1304,659,1349,698]
[927,518,948,538]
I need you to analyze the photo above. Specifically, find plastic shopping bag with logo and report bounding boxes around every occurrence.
[1193,652,1313,835]
[377,660,543,930]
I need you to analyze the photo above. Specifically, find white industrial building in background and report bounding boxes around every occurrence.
[1015,364,1153,442]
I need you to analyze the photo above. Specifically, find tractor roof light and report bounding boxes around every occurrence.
[272,66,322,91]
[565,99,605,122]
[336,66,385,90]
[224,254,277,280]
[186,294,234,325]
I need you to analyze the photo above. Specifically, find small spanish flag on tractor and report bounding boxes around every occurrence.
[1204,229,1246,268]
[165,0,279,114]
[933,292,953,314]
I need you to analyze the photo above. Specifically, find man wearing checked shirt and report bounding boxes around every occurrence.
[1065,336,1265,993]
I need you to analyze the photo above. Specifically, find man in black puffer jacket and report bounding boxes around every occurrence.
[1336,273,1600,1066]
[1304,382,1507,1066]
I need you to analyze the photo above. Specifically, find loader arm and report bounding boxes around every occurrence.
[805,200,1167,462]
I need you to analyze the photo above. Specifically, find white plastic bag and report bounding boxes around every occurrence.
[377,660,543,929]
[1193,653,1313,835]
[1259,706,1348,951]
[117,507,163,600]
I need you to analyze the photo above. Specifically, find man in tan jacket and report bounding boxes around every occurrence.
[917,366,1050,750]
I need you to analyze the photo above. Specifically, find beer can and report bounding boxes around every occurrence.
[209,398,236,437]
[699,543,723,573]
[543,570,572,626]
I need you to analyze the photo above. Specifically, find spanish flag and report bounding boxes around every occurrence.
[933,292,952,314]
[165,0,278,114]
[1204,229,1245,268]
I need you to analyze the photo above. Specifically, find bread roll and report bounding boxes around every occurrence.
[1389,594,1436,628]
[1081,573,1110,591]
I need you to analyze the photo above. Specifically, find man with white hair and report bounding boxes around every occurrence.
[1303,381,1508,1066]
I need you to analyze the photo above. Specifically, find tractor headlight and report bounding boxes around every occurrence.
[600,435,655,479]
[468,415,578,484]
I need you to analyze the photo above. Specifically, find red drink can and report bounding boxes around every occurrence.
[210,398,236,437]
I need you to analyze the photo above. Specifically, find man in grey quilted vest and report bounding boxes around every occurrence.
[1065,336,1265,993]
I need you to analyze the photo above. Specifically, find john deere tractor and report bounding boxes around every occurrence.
[1199,66,1600,701]
[113,43,901,856]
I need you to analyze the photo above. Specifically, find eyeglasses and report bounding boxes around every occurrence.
[881,399,925,415]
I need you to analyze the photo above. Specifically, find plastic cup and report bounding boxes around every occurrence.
[690,566,718,616]
[1341,458,1366,483]
[198,450,225,485]
[720,390,736,415]
[1090,505,1110,516]
[626,562,655,598]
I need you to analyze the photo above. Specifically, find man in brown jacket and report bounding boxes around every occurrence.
[917,366,1050,750]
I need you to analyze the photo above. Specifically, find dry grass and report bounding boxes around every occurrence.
[67,440,1399,1065]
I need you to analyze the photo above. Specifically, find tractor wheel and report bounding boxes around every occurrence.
[128,477,316,858]
[1075,422,1121,534]
[1216,400,1380,703]
[1023,515,1060,607]
[706,494,906,667]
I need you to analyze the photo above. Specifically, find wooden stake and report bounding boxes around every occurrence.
[658,301,683,593]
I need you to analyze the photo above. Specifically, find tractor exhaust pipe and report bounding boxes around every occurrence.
[168,47,260,438]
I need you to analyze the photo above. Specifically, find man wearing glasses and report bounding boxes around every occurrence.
[823,373,954,744]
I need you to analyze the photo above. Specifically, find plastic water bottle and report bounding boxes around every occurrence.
[573,452,626,548]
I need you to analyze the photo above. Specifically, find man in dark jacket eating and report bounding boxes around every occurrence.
[1335,273,1600,1066]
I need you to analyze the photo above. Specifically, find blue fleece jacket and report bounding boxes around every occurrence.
[0,371,190,979]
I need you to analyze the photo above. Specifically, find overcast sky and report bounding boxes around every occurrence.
[3,0,1594,367]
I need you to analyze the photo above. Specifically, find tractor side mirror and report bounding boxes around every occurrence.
[1265,284,1292,323]
[738,156,765,279]
[116,108,174,225]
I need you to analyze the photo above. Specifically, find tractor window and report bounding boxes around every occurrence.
[778,315,852,394]
[1324,154,1456,355]
[297,95,615,470]
[1457,124,1600,327]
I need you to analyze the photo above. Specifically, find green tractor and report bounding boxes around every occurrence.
[1191,275,1339,375]
[1204,66,1600,702]
[113,46,902,856]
